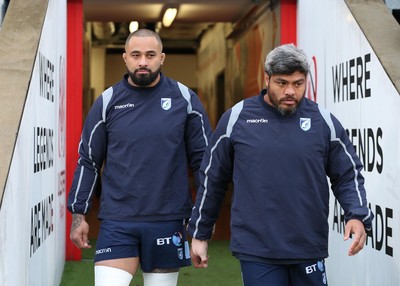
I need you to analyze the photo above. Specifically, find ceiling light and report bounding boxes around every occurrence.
[129,21,139,33]
[162,8,177,28]
[155,21,162,33]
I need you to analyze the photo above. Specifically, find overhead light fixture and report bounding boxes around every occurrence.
[129,21,139,33]
[155,21,162,33]
[162,7,178,28]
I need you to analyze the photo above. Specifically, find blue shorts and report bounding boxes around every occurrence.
[94,219,191,272]
[240,259,328,286]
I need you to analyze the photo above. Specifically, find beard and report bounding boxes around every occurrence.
[128,66,161,87]
[267,88,303,116]
[275,98,298,116]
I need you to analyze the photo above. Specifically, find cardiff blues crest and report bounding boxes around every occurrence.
[300,118,311,131]
[177,248,183,260]
[161,98,172,110]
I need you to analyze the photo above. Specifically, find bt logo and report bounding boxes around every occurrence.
[156,232,183,246]
[305,260,324,274]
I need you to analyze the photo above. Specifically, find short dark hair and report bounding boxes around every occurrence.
[125,29,163,51]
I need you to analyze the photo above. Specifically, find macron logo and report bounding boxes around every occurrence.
[95,248,112,255]
[246,118,269,124]
[114,103,135,109]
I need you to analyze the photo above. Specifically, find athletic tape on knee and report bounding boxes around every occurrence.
[143,272,179,286]
[95,265,133,286]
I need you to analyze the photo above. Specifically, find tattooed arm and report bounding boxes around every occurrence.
[70,214,92,249]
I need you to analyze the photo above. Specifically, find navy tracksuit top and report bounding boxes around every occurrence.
[68,73,212,222]
[188,89,373,260]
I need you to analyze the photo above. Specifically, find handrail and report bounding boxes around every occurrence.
[0,0,48,207]
[346,0,400,94]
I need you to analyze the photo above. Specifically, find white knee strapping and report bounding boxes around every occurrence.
[142,272,179,286]
[95,265,133,286]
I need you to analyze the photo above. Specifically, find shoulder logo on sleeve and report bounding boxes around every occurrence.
[161,98,172,110]
[300,118,311,131]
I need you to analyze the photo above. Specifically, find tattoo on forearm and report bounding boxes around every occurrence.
[71,214,83,231]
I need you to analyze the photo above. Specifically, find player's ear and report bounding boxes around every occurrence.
[264,72,270,86]
[161,53,166,65]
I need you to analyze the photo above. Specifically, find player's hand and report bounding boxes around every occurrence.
[70,214,92,249]
[344,219,366,256]
[191,238,209,268]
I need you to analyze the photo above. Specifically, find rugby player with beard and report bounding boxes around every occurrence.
[188,44,373,286]
[68,29,212,286]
